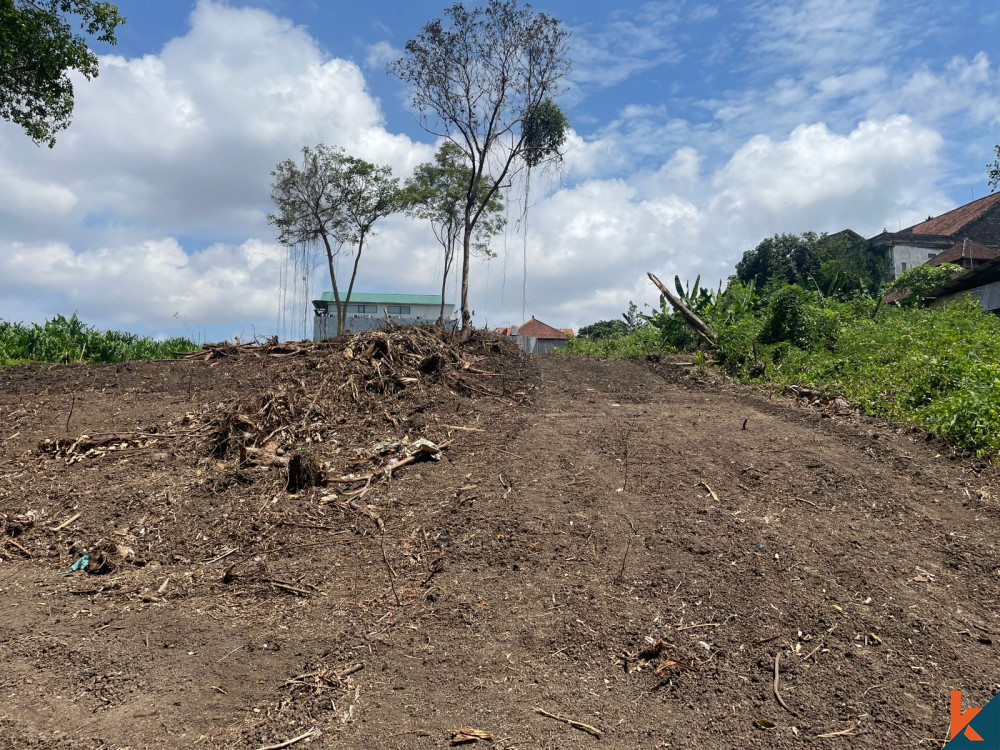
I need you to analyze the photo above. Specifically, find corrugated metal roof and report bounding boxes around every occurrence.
[318,292,444,305]
[907,192,1000,236]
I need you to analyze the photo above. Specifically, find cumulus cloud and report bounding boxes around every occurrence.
[0,0,980,339]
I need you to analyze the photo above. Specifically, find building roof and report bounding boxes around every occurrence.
[516,316,568,340]
[558,328,575,337]
[905,192,1000,237]
[317,292,444,305]
[926,239,1000,266]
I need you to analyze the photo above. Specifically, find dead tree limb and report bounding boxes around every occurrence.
[647,272,717,346]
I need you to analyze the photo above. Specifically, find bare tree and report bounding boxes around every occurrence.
[268,145,398,336]
[391,0,570,329]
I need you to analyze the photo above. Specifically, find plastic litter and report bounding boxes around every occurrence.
[58,555,89,576]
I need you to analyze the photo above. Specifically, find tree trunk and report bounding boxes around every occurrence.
[321,233,342,338]
[460,216,473,330]
[342,233,366,335]
[438,265,448,326]
[647,272,716,346]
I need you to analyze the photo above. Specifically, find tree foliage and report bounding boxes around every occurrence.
[0,0,124,147]
[577,319,628,339]
[887,262,964,305]
[735,231,888,297]
[268,145,399,336]
[390,0,571,328]
[401,141,504,324]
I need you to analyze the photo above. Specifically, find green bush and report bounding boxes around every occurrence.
[0,314,196,366]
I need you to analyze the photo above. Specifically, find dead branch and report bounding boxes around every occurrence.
[647,272,717,346]
[533,707,602,738]
[773,652,796,714]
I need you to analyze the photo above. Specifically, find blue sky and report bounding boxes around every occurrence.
[1,0,998,341]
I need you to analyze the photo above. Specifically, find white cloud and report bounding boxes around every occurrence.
[365,41,400,70]
[0,0,977,340]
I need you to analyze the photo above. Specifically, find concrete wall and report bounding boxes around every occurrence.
[890,244,940,279]
[936,282,1000,313]
[515,336,566,354]
[314,314,456,340]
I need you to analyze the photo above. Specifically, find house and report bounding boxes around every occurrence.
[509,316,570,354]
[928,254,1000,313]
[869,192,1000,279]
[311,292,455,340]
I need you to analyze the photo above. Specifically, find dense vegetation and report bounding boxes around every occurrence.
[0,314,194,365]
[567,234,1000,457]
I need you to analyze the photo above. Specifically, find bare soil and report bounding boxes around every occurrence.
[1,338,997,749]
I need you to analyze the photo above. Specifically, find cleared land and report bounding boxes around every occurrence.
[0,334,995,748]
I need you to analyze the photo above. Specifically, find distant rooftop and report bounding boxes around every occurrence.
[317,292,444,305]
[905,192,1000,237]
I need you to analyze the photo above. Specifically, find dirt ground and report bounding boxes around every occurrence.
[1,334,998,749]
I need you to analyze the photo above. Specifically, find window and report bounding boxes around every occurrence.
[901,262,907,272]
[346,304,376,313]
[387,305,411,315]
[928,253,936,259]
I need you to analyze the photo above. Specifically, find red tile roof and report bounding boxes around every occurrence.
[907,192,1000,236]
[927,239,1000,266]
[515,317,568,340]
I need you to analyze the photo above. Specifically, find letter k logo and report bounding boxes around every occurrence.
[952,691,985,741]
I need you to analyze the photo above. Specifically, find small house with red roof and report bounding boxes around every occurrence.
[508,316,571,354]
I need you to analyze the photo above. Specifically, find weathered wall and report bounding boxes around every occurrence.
[314,315,457,341]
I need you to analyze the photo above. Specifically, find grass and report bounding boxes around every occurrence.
[567,290,1000,459]
[0,314,196,366]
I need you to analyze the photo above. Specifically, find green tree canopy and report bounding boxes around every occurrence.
[577,319,628,339]
[888,262,964,305]
[268,145,399,336]
[735,231,888,297]
[390,0,571,329]
[0,0,124,147]
[401,141,504,324]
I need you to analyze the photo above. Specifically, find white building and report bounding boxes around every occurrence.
[312,293,455,340]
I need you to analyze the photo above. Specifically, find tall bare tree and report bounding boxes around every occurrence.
[401,141,504,325]
[391,0,570,329]
[268,145,398,336]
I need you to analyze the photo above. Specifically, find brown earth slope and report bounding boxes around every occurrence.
[1,344,997,749]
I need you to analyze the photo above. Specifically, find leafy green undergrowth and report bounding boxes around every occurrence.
[758,298,1000,457]
[567,287,1000,459]
[0,314,195,366]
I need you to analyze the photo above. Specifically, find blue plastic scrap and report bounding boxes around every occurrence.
[59,555,89,576]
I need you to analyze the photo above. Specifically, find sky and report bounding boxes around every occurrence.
[1,0,999,341]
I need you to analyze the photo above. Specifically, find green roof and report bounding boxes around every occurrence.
[318,292,444,305]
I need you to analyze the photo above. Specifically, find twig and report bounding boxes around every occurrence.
[49,512,81,532]
[255,726,321,750]
[792,497,822,509]
[773,652,796,714]
[442,424,486,432]
[2,537,32,558]
[697,481,720,502]
[65,395,76,434]
[265,579,319,597]
[533,708,602,738]
[677,622,720,631]
[817,725,858,738]
[613,537,632,584]
[381,527,401,606]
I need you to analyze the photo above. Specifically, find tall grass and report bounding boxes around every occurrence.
[0,314,196,366]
